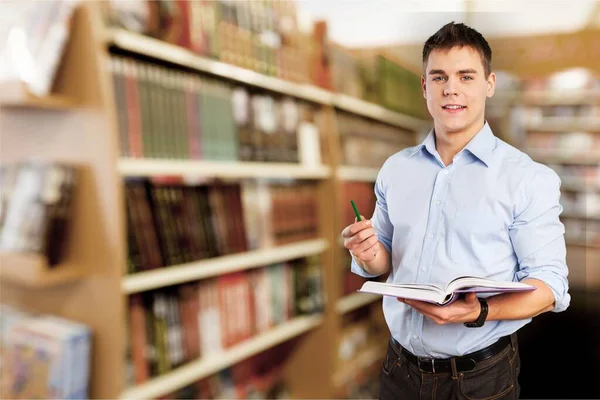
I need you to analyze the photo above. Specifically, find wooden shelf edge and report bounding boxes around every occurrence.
[336,166,379,182]
[118,158,332,180]
[0,81,77,110]
[107,29,431,130]
[120,314,323,400]
[334,94,431,131]
[525,118,600,133]
[528,151,600,165]
[122,238,329,294]
[108,28,334,105]
[566,240,600,249]
[335,292,381,314]
[0,252,83,287]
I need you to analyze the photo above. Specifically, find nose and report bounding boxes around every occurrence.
[443,77,458,96]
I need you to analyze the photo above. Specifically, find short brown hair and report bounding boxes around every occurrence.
[423,22,492,77]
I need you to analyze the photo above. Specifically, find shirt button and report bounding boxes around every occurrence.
[435,200,441,206]
[428,234,434,239]
[422,267,427,271]
[443,170,449,175]
[413,334,418,340]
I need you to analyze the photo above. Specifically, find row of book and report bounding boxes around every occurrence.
[561,192,600,218]
[545,165,600,186]
[126,257,324,383]
[525,104,600,119]
[564,219,600,247]
[107,0,313,83]
[157,351,291,399]
[337,111,416,168]
[527,131,600,158]
[521,69,599,92]
[126,178,319,273]
[107,0,431,118]
[0,161,76,266]
[335,317,387,399]
[110,56,323,163]
[340,182,378,295]
[0,305,91,399]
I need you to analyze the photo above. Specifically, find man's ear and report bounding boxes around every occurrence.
[486,71,496,97]
[421,75,427,99]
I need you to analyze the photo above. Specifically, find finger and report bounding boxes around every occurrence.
[355,240,380,261]
[346,228,376,248]
[342,219,372,238]
[351,235,379,254]
[465,293,478,305]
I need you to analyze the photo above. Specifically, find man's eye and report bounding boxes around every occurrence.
[462,76,474,80]
[433,76,446,82]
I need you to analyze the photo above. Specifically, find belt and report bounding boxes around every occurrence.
[392,335,512,374]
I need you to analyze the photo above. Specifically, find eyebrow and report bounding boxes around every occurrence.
[428,69,478,75]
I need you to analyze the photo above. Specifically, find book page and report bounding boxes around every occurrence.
[446,276,535,294]
[359,281,445,304]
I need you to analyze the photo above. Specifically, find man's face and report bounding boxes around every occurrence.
[422,46,495,135]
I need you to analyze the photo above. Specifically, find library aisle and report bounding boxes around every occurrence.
[0,1,598,399]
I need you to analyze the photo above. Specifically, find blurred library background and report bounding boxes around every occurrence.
[0,0,598,399]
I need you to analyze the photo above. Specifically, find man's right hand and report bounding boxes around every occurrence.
[341,217,380,263]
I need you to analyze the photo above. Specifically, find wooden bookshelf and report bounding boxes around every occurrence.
[524,117,600,133]
[118,159,331,180]
[123,238,329,294]
[0,82,77,110]
[336,166,379,182]
[0,3,431,399]
[0,252,84,287]
[107,28,334,105]
[120,314,323,400]
[335,292,380,314]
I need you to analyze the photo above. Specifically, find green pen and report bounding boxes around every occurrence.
[350,200,362,221]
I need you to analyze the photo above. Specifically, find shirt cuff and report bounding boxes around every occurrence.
[350,253,382,278]
[517,269,571,313]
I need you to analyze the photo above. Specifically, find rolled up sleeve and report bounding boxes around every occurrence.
[351,168,393,278]
[510,165,571,312]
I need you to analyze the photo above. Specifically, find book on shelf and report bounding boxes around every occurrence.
[125,179,320,273]
[0,161,77,266]
[109,55,322,163]
[359,277,536,306]
[0,304,92,399]
[126,257,324,384]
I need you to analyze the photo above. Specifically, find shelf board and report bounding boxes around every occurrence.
[335,292,380,314]
[123,238,329,294]
[525,117,600,133]
[0,252,83,287]
[336,166,379,182]
[108,28,334,105]
[520,89,600,106]
[561,211,600,221]
[561,179,600,192]
[332,345,384,389]
[566,240,600,249]
[120,314,323,400]
[528,151,600,166]
[334,94,431,131]
[107,29,430,131]
[1,94,77,110]
[118,158,331,180]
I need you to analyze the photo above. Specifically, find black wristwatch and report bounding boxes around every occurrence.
[464,297,488,328]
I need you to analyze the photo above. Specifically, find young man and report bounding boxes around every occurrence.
[342,22,570,399]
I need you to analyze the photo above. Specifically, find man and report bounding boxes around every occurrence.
[342,22,570,399]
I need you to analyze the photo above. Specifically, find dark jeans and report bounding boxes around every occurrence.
[380,335,521,400]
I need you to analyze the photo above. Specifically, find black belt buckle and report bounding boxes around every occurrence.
[417,357,438,373]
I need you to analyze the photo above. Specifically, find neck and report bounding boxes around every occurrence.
[434,121,485,166]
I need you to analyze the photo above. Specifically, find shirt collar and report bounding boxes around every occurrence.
[409,122,496,167]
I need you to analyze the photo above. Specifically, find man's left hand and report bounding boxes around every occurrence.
[398,293,481,325]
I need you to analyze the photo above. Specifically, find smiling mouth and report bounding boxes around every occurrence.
[442,105,466,110]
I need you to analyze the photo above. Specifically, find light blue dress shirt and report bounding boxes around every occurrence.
[351,122,570,358]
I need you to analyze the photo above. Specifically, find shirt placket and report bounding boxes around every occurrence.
[409,164,454,356]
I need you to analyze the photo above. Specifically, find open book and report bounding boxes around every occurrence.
[359,276,536,306]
